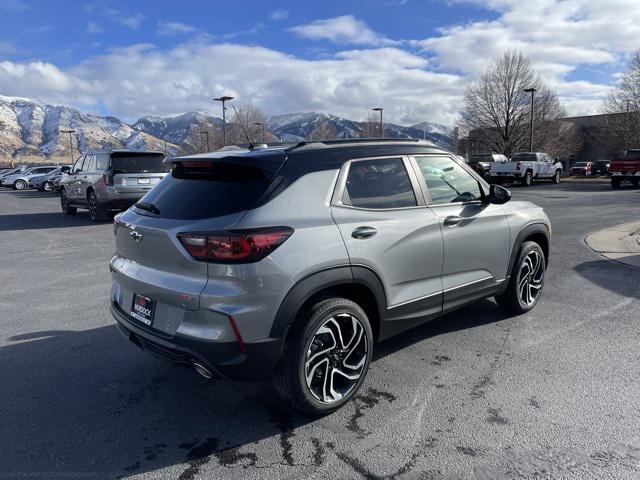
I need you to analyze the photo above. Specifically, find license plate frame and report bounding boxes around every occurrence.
[130,294,155,326]
[137,177,151,184]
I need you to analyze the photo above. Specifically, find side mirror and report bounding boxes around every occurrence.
[488,184,511,204]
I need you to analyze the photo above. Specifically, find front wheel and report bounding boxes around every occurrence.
[60,189,77,215]
[14,179,27,190]
[274,298,373,415]
[552,170,561,184]
[43,181,54,192]
[495,241,545,314]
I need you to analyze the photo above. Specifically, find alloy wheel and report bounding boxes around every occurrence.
[44,182,53,192]
[304,313,368,404]
[518,250,544,306]
[15,180,26,190]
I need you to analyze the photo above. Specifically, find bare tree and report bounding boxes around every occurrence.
[597,50,640,153]
[306,119,337,141]
[360,112,379,138]
[461,50,566,157]
[227,104,274,145]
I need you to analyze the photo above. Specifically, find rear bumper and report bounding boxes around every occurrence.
[610,171,640,178]
[110,301,284,380]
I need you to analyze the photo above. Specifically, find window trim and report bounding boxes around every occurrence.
[408,153,490,208]
[331,155,427,211]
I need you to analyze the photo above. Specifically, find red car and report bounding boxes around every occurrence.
[610,149,640,188]
[570,162,593,176]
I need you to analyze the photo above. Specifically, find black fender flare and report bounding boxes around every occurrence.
[506,222,550,278]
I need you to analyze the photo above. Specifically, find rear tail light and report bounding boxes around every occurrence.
[178,227,294,263]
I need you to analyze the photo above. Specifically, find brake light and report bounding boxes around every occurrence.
[516,161,521,171]
[178,227,294,263]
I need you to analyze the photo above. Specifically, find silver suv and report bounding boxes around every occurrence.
[59,150,168,221]
[110,139,551,414]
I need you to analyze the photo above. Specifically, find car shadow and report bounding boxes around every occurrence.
[0,325,313,478]
[0,212,100,231]
[3,190,59,198]
[1,300,509,478]
[574,259,640,299]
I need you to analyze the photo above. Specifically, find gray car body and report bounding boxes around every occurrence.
[2,166,58,187]
[109,140,551,380]
[60,150,168,210]
[29,166,71,189]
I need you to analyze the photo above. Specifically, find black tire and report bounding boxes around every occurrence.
[60,188,77,215]
[522,171,533,187]
[632,179,640,188]
[484,171,492,183]
[274,297,373,416]
[14,179,27,190]
[43,181,54,192]
[495,241,546,315]
[87,191,108,222]
[552,170,561,184]
[611,177,621,189]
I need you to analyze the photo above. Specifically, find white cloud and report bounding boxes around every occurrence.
[157,21,197,36]
[0,41,21,54]
[289,15,398,46]
[0,43,463,125]
[269,9,289,21]
[86,21,103,34]
[85,3,144,30]
[120,13,144,30]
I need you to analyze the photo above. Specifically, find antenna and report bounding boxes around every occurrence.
[232,105,254,149]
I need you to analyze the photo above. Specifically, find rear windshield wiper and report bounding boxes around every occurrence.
[135,202,160,215]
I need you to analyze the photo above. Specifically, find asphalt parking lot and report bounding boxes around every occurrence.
[1,182,640,480]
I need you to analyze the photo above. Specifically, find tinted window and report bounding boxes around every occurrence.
[469,155,493,164]
[511,153,537,162]
[343,158,417,209]
[96,154,109,170]
[415,156,482,205]
[110,154,167,173]
[135,162,271,220]
[72,156,85,173]
[625,150,640,160]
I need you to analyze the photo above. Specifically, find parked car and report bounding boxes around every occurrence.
[0,166,28,182]
[593,160,610,175]
[469,153,508,181]
[30,166,71,191]
[109,139,551,415]
[570,162,593,176]
[1,165,58,190]
[59,150,168,221]
[490,152,563,186]
[610,150,640,189]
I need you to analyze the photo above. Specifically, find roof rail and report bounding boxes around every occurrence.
[287,137,435,151]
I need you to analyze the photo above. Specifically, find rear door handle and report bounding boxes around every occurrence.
[352,226,377,239]
[443,216,463,227]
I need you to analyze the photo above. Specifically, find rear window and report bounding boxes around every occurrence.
[625,150,640,160]
[110,154,167,173]
[511,153,537,162]
[469,155,492,164]
[575,162,588,167]
[134,162,271,220]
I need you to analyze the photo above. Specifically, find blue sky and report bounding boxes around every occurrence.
[1,0,639,124]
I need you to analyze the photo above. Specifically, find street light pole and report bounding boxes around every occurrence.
[372,107,384,138]
[200,131,209,152]
[214,96,234,146]
[60,129,76,165]
[523,88,537,152]
[253,122,265,143]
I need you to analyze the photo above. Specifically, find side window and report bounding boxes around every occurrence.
[84,154,96,172]
[343,157,417,209]
[96,154,109,170]
[72,156,85,173]
[415,156,482,205]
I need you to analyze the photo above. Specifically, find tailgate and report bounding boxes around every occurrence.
[490,162,514,173]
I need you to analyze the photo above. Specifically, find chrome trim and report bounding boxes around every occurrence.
[388,290,441,310]
[443,275,495,293]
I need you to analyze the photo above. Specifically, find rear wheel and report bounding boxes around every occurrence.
[552,170,561,184]
[495,241,545,315]
[14,179,27,190]
[60,188,76,215]
[611,177,621,189]
[522,171,533,187]
[88,191,108,222]
[43,181,54,192]
[274,298,373,415]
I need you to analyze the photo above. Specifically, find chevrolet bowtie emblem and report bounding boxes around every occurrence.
[129,231,143,242]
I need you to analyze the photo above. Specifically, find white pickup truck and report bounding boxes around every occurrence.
[490,152,563,186]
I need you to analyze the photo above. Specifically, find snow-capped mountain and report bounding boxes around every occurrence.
[0,96,454,162]
[0,96,179,161]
